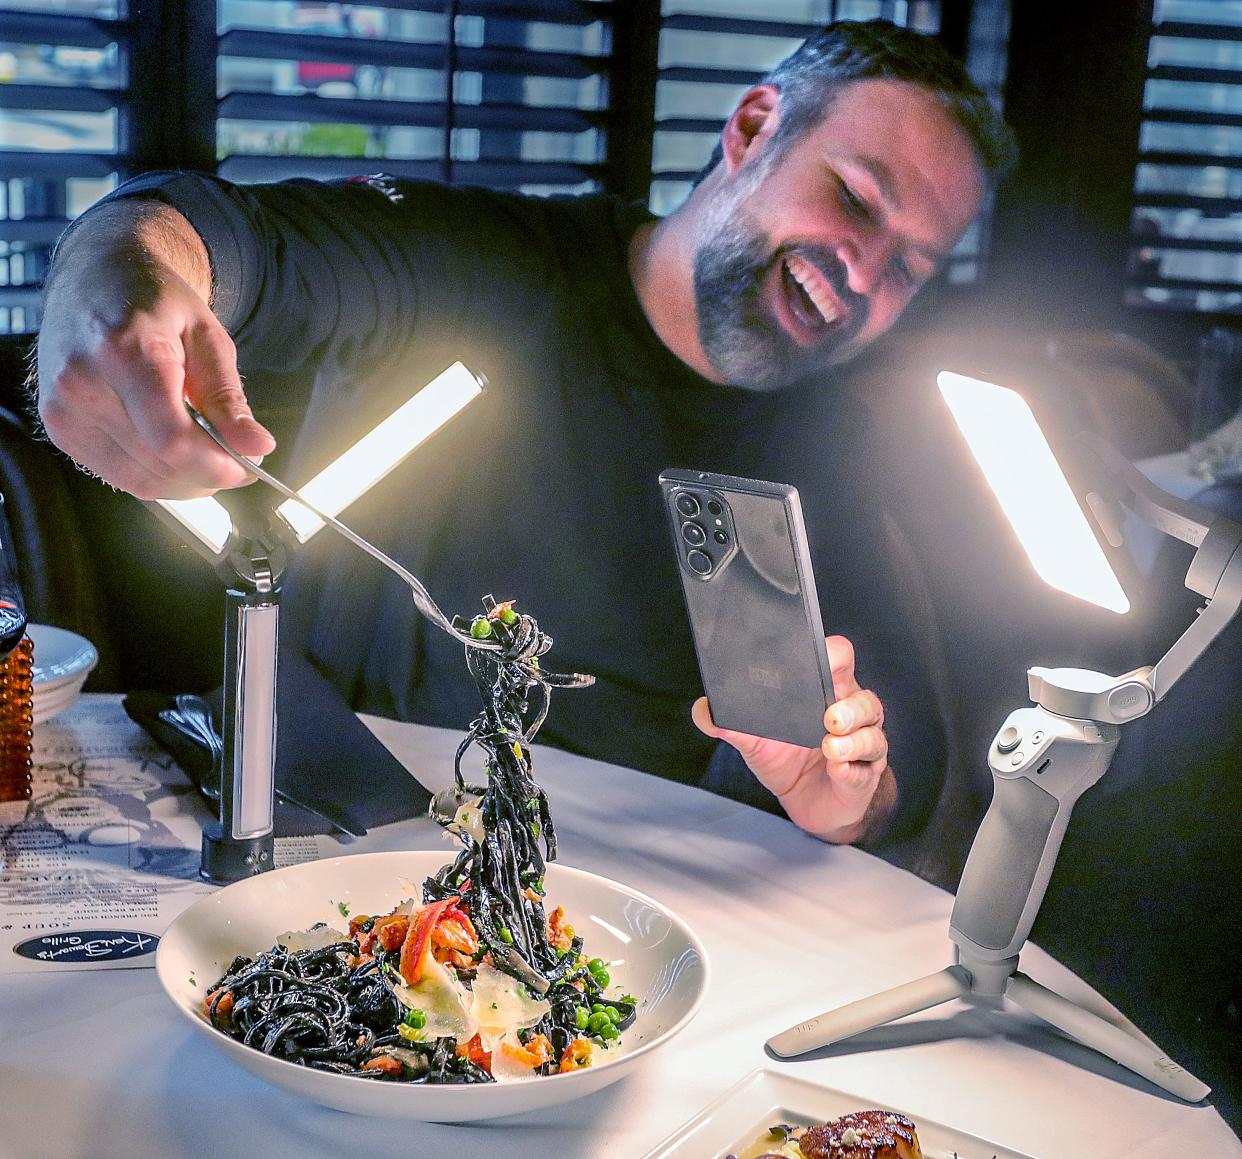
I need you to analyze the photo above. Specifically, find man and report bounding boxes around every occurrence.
[34,21,1015,847]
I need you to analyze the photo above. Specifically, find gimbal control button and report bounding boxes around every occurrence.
[1107,682,1152,721]
[997,725,1022,753]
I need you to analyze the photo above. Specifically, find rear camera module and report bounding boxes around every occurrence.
[686,549,713,575]
[676,493,700,517]
[681,521,707,546]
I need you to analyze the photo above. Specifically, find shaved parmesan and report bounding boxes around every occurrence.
[275,924,348,953]
[394,953,477,1041]
[469,962,551,1037]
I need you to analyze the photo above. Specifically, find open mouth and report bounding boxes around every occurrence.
[776,253,847,344]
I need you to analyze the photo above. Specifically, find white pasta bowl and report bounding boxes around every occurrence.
[156,850,709,1121]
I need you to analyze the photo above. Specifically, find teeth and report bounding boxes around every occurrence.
[786,255,841,326]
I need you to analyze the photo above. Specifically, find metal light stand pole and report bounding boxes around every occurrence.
[200,535,285,884]
[150,489,290,885]
[767,442,1242,1104]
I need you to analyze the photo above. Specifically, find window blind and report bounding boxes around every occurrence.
[1129,0,1242,313]
[216,0,615,195]
[0,0,126,334]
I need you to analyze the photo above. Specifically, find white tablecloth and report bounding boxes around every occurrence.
[0,697,1237,1158]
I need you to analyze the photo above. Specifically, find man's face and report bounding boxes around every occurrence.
[693,79,987,390]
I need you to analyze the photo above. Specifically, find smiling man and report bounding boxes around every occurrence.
[35,21,1015,848]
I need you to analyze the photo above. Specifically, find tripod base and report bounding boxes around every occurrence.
[766,963,1210,1104]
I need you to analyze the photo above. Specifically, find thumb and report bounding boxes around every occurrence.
[183,323,275,459]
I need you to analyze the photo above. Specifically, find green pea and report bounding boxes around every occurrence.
[403,1008,426,1029]
[500,607,519,625]
[574,1006,590,1030]
[470,617,493,639]
[591,1003,606,1013]
[497,927,514,944]
[598,1021,620,1041]
[587,1012,612,1035]
[605,1006,621,1024]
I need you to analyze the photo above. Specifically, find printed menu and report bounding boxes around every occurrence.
[0,695,333,972]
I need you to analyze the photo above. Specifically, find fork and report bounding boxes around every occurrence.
[185,403,501,653]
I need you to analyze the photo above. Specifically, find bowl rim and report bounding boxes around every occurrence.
[155,849,712,1096]
[29,622,99,687]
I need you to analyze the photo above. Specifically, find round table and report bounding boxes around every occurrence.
[0,708,1236,1158]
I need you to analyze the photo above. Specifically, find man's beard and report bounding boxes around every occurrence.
[692,203,867,391]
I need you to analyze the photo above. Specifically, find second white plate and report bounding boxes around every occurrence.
[643,1068,1039,1159]
[30,622,98,688]
[29,623,98,724]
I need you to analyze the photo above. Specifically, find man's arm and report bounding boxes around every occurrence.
[36,198,273,498]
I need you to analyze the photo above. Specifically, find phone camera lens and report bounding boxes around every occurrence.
[713,529,728,545]
[681,521,707,547]
[707,499,723,517]
[686,549,713,575]
[676,493,700,517]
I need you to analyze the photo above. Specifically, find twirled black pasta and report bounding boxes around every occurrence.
[203,597,630,1083]
[426,599,636,1071]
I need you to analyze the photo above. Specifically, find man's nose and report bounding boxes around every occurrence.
[841,234,893,296]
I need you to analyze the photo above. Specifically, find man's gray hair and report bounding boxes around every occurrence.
[695,19,1017,187]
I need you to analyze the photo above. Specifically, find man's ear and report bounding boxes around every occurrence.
[720,84,782,174]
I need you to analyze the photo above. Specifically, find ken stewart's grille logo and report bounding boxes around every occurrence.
[13,930,159,964]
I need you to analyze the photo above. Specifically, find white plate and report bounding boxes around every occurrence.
[29,623,98,725]
[156,850,709,1122]
[643,1069,1039,1159]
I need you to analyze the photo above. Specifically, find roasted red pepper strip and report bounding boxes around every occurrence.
[456,1032,492,1074]
[399,898,454,985]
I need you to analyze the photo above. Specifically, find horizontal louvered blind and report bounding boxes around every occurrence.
[651,0,1011,286]
[216,0,615,196]
[1128,0,1242,313]
[0,0,126,334]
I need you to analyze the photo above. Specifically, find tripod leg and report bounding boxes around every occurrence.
[766,965,971,1058]
[1006,972,1210,1102]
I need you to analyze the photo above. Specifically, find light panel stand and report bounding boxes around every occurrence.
[200,570,280,883]
[766,441,1242,1104]
[146,363,485,883]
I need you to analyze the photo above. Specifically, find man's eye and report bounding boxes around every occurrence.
[890,254,916,287]
[838,180,869,219]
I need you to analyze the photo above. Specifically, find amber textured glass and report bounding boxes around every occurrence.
[0,635,34,802]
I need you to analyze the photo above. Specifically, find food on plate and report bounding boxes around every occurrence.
[201,597,624,1084]
[730,1109,923,1159]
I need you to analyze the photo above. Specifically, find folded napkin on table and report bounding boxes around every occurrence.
[124,644,432,837]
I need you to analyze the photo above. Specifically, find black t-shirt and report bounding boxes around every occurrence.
[110,172,944,841]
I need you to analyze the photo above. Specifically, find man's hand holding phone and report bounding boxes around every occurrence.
[692,635,897,845]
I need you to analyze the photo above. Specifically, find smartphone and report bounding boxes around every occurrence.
[659,468,834,749]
